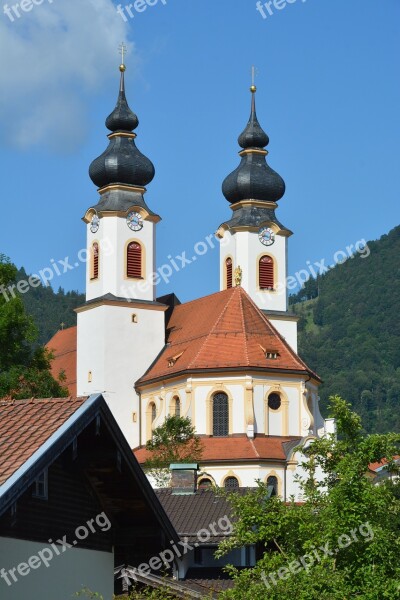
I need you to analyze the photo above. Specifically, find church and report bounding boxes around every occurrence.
[49,59,332,500]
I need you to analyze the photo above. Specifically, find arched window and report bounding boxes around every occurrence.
[149,402,156,424]
[267,475,278,496]
[198,478,213,490]
[174,397,181,417]
[225,258,233,289]
[224,476,239,491]
[259,256,274,290]
[127,242,142,279]
[213,392,229,437]
[91,242,99,280]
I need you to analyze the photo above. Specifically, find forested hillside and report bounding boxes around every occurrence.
[16,268,84,345]
[290,225,400,433]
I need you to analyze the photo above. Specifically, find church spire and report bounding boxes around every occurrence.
[89,50,155,190]
[238,81,270,150]
[222,79,285,205]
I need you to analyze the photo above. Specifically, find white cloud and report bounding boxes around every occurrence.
[0,0,132,153]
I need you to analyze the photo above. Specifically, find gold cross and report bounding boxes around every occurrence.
[251,66,258,93]
[119,42,127,65]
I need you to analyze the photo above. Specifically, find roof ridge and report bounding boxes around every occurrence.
[187,287,241,370]
[249,438,260,458]
[238,288,250,365]
[238,287,317,377]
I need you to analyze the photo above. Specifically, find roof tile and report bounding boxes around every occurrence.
[0,397,87,486]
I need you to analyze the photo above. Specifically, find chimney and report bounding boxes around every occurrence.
[169,464,199,495]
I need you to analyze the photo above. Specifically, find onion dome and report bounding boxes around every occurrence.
[222,86,285,204]
[89,65,155,190]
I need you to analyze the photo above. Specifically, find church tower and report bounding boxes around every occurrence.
[217,83,298,351]
[76,57,166,447]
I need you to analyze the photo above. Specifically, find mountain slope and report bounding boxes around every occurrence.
[17,268,85,346]
[291,225,400,433]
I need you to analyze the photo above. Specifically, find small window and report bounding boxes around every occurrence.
[151,403,157,423]
[266,351,279,360]
[198,478,213,490]
[132,314,138,324]
[213,392,229,437]
[168,352,183,368]
[174,397,181,417]
[267,475,278,496]
[259,256,274,290]
[268,392,281,411]
[127,242,142,279]
[91,242,99,280]
[224,476,239,491]
[33,470,48,500]
[226,258,233,289]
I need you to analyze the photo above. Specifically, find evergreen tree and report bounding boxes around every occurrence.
[0,256,68,399]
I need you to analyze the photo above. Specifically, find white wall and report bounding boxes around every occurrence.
[77,303,166,448]
[219,229,288,312]
[268,317,298,353]
[86,214,157,302]
[0,537,113,600]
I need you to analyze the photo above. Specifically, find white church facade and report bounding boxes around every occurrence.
[49,61,333,501]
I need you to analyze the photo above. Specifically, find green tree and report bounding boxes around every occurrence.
[144,415,203,487]
[0,255,68,399]
[217,396,400,599]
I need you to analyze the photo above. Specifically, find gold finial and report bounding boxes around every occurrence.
[234,266,243,287]
[250,66,257,93]
[119,42,127,72]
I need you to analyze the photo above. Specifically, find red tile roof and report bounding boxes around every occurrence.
[138,286,319,385]
[46,326,77,396]
[368,455,400,472]
[134,434,301,464]
[0,397,87,485]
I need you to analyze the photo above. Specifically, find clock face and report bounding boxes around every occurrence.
[126,211,143,232]
[90,214,100,234]
[258,227,275,247]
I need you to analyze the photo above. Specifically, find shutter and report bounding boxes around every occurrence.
[92,243,99,280]
[226,258,233,289]
[127,242,142,278]
[259,256,274,289]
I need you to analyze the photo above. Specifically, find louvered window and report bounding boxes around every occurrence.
[224,476,239,491]
[127,242,142,279]
[213,392,229,437]
[151,403,156,422]
[259,256,274,290]
[91,243,99,280]
[226,258,233,289]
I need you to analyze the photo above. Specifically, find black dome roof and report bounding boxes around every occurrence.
[222,91,285,204]
[89,70,155,189]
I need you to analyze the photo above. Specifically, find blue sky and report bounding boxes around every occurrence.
[0,0,399,303]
